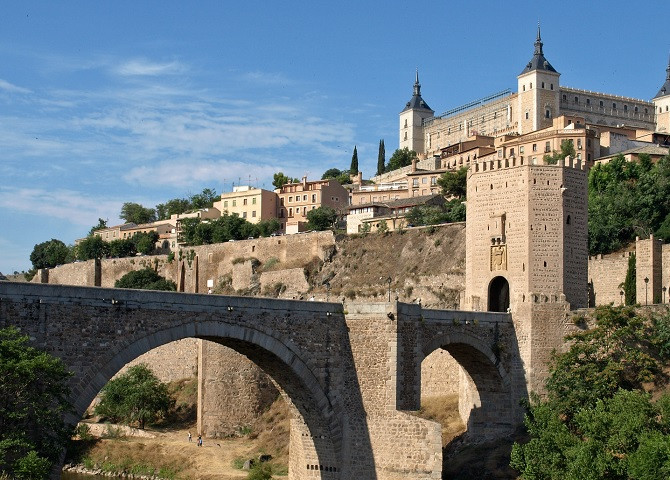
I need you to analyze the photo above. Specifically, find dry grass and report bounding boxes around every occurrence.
[415,395,466,446]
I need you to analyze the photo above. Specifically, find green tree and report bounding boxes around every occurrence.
[350,145,359,174]
[246,462,273,480]
[511,306,670,479]
[0,327,73,479]
[272,172,293,189]
[29,239,71,269]
[405,200,465,226]
[114,268,176,291]
[189,188,218,209]
[623,252,636,305]
[88,218,108,236]
[155,198,191,220]
[543,139,576,165]
[306,206,337,231]
[131,231,159,255]
[76,235,110,260]
[108,238,136,258]
[322,168,342,180]
[377,139,386,176]
[437,167,467,199]
[120,202,156,225]
[386,147,416,172]
[94,364,173,429]
[256,218,280,237]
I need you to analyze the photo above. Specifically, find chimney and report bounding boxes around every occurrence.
[302,175,307,188]
[411,158,418,172]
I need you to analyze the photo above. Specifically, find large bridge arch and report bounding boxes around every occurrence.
[421,330,515,439]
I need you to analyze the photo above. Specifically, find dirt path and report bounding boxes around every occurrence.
[80,426,264,479]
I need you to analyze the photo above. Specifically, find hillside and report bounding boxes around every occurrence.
[313,223,466,308]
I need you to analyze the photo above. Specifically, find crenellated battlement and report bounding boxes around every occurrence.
[469,155,587,176]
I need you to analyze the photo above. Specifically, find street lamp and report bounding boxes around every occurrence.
[644,277,649,305]
[387,277,392,302]
[620,290,624,305]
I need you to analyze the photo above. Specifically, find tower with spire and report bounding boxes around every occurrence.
[653,55,670,133]
[399,69,434,153]
[516,25,560,135]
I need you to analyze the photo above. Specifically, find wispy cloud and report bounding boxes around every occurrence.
[116,59,185,76]
[0,187,121,227]
[0,78,31,94]
[241,71,293,86]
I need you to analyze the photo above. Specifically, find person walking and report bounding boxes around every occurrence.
[188,432,192,442]
[197,434,202,447]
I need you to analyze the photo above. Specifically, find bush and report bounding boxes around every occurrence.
[247,462,273,480]
[114,268,176,291]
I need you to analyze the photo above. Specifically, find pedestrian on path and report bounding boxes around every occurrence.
[188,432,192,442]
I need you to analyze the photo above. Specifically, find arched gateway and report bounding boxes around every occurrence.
[0,282,523,479]
[488,276,510,312]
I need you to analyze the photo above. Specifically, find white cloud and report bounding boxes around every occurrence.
[0,78,31,94]
[0,187,121,227]
[116,59,185,76]
[241,71,293,86]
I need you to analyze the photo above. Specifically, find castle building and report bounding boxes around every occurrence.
[401,27,667,160]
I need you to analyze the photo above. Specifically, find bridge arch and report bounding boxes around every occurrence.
[71,319,343,477]
[421,331,514,439]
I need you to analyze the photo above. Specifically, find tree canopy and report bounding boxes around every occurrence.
[543,139,576,165]
[377,139,386,176]
[114,268,176,291]
[0,327,73,479]
[405,199,465,226]
[305,206,337,231]
[88,218,108,236]
[350,146,359,174]
[437,167,467,199]
[588,154,670,255]
[272,172,299,189]
[386,147,416,172]
[178,214,279,246]
[95,364,173,429]
[76,235,110,261]
[511,306,670,479]
[120,202,157,225]
[29,239,71,270]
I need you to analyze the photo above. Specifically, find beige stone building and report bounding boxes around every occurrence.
[276,176,348,234]
[401,27,669,159]
[172,207,221,246]
[346,194,444,234]
[212,186,278,224]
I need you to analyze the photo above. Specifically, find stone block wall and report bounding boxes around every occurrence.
[588,251,631,305]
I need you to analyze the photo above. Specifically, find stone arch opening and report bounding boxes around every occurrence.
[70,321,344,479]
[488,276,510,312]
[420,333,514,442]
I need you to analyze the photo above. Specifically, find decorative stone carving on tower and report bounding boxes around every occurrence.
[653,54,670,133]
[399,69,434,153]
[517,25,560,135]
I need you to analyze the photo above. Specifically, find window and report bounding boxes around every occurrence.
[303,195,307,201]
[577,139,582,150]
[525,112,529,120]
[574,96,578,104]
[532,144,537,152]
[541,82,545,88]
[243,198,247,206]
[289,208,293,216]
[530,83,532,89]
[312,194,316,202]
[545,141,551,153]
[404,119,408,127]
[634,106,639,113]
[523,85,526,92]
[422,177,427,184]
[404,132,407,140]
[550,83,553,90]
[303,207,307,215]
[280,210,284,218]
[600,100,604,107]
[242,212,247,218]
[545,109,550,118]
[288,196,292,203]
[562,94,567,101]
[612,102,617,109]
[520,146,525,154]
[431,176,437,185]
[510,148,515,157]
[223,201,228,208]
[624,105,628,112]
[252,211,256,217]
[252,197,256,205]
[280,198,284,205]
[412,178,419,187]
[586,98,591,105]
[232,200,236,207]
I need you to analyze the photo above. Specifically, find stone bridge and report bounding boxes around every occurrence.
[0,282,524,480]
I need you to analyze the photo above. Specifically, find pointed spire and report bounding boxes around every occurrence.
[413,68,421,96]
[654,53,670,99]
[666,52,670,81]
[534,22,544,55]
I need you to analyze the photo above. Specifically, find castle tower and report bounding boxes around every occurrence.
[463,157,588,393]
[653,54,670,133]
[516,26,560,135]
[464,157,588,313]
[399,70,434,153]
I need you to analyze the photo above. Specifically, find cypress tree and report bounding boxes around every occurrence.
[623,252,636,305]
[350,146,359,174]
[377,139,385,176]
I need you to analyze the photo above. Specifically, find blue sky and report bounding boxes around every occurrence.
[1,1,668,274]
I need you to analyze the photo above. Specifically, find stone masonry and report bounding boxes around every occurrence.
[0,282,519,479]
